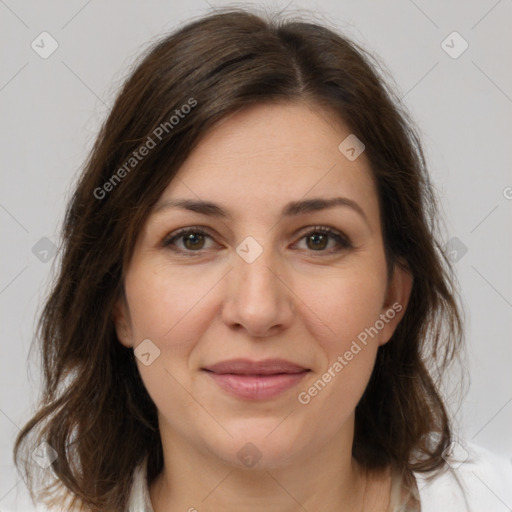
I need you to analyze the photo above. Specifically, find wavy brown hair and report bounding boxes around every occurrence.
[14,7,464,511]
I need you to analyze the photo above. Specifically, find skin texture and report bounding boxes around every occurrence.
[113,102,413,511]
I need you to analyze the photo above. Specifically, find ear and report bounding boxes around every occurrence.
[378,261,413,347]
[112,290,133,348]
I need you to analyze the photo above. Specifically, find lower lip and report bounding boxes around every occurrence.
[204,371,309,400]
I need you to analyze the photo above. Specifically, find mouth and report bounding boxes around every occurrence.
[201,359,311,400]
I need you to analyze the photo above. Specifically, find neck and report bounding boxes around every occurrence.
[149,418,375,512]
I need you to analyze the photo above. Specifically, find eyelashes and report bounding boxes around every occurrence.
[161,225,353,256]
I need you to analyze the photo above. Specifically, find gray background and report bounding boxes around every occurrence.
[1,0,511,510]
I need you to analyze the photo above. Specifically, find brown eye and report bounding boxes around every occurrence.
[295,227,352,254]
[162,228,215,253]
[182,232,206,250]
[306,233,329,250]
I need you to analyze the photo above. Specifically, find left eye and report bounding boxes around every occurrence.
[295,228,351,252]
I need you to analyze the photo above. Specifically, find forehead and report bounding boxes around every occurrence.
[158,101,378,222]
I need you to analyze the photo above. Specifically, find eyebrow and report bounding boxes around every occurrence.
[153,196,370,227]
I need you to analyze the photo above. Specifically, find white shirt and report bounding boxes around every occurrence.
[126,443,512,511]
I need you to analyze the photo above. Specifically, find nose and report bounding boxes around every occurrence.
[221,241,295,338]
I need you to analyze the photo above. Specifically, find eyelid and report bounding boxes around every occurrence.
[294,225,351,244]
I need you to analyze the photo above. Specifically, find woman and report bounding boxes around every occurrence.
[14,7,512,512]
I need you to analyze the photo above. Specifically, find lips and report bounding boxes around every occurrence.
[202,359,310,400]
[202,358,309,375]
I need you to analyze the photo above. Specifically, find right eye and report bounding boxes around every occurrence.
[162,227,218,254]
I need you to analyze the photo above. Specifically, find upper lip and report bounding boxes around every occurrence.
[202,358,309,375]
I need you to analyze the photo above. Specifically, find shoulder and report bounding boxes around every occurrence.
[415,442,512,512]
[126,455,153,512]
[125,446,512,511]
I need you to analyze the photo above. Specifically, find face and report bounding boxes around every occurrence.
[114,102,412,470]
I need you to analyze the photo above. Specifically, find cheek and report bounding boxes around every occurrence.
[124,261,223,417]
[124,263,214,430]
[293,264,386,412]
[124,261,218,343]
[298,264,387,354]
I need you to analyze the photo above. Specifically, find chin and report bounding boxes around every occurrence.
[203,419,309,470]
